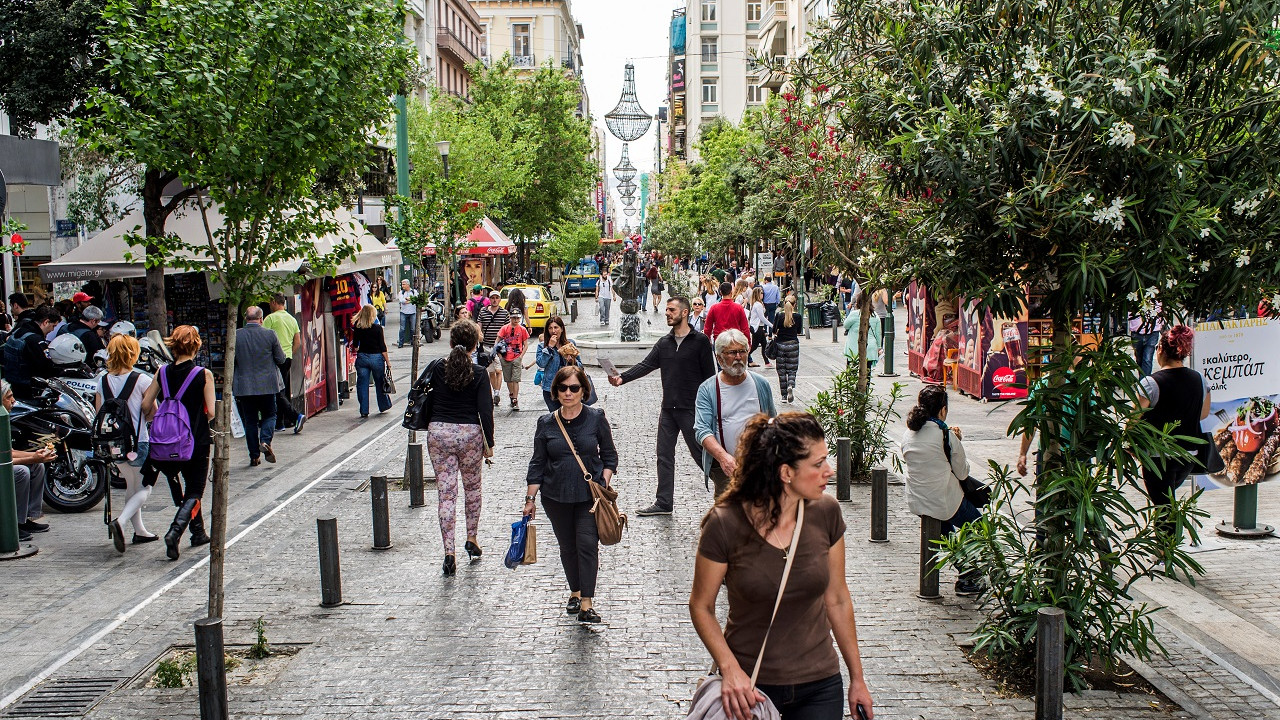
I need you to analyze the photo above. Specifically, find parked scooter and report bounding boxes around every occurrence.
[420,300,444,344]
[12,376,110,513]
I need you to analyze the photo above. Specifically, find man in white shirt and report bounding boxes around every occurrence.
[397,279,416,348]
[693,329,777,497]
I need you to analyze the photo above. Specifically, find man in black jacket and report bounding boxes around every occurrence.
[609,296,716,515]
[3,305,60,400]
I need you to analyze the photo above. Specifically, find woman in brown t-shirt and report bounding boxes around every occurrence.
[690,412,874,720]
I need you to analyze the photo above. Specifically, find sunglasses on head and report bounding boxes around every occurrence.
[556,384,583,393]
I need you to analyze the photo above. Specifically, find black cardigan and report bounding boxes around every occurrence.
[525,406,618,504]
[618,329,716,410]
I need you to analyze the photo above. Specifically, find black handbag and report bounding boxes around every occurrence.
[764,337,779,360]
[1196,430,1226,474]
[402,359,439,430]
[933,418,991,508]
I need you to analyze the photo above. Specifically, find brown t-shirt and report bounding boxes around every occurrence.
[697,494,845,685]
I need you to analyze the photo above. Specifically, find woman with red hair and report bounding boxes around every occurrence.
[1136,324,1211,537]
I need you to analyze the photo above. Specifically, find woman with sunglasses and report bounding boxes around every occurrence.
[523,365,619,624]
[690,298,707,333]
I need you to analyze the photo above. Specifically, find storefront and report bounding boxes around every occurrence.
[424,216,515,301]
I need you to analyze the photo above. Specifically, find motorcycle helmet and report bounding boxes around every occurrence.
[48,333,87,366]
[110,321,137,338]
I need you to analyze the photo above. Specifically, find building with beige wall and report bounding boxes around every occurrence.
[470,0,588,115]
[435,0,485,99]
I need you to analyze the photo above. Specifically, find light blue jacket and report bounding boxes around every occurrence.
[535,339,577,391]
[694,372,777,481]
[844,309,882,364]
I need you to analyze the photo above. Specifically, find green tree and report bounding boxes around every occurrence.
[535,215,601,302]
[0,0,104,135]
[89,0,412,619]
[792,0,1280,685]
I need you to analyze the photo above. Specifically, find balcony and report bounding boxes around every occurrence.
[562,56,575,70]
[759,1,788,57]
[436,27,478,65]
[512,55,536,69]
[758,57,789,90]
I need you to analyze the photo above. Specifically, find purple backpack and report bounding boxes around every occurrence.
[148,365,202,462]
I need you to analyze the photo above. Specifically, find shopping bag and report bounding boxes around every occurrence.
[229,399,246,439]
[521,525,537,565]
[504,514,532,569]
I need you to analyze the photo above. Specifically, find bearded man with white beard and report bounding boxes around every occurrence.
[694,329,778,498]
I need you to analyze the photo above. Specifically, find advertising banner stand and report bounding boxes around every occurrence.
[1190,318,1280,539]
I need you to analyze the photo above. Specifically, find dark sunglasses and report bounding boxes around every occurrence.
[556,384,583,394]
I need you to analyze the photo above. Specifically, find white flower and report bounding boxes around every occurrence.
[1144,285,1159,299]
[1127,291,1140,302]
[1036,0,1048,8]
[1233,197,1262,218]
[1091,196,1126,230]
[1082,193,1095,206]
[1166,278,1178,289]
[1142,48,1158,62]
[1107,121,1137,148]
[1267,241,1275,251]
[1237,254,1251,268]
[1200,227,1211,238]
[1155,65,1170,81]
[1273,293,1280,307]
[1200,261,1211,272]
[1042,87,1065,104]
[1112,78,1133,97]
[1072,96,1085,109]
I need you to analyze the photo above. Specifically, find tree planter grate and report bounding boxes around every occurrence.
[5,676,130,717]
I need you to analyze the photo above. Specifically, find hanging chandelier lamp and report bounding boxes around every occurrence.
[604,64,653,142]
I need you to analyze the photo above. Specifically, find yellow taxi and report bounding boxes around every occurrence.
[499,284,555,333]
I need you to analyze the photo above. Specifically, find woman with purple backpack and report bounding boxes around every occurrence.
[141,325,216,561]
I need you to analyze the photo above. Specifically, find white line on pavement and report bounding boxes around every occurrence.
[0,420,404,711]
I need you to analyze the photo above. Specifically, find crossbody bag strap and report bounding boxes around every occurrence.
[715,376,725,448]
[553,409,592,482]
[748,500,805,685]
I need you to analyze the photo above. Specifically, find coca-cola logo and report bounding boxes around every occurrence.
[992,367,1017,385]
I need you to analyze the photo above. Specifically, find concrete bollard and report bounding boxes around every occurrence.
[917,515,942,600]
[407,443,425,508]
[1035,607,1066,720]
[371,475,392,550]
[317,517,343,607]
[835,437,851,502]
[870,468,888,543]
[194,617,229,720]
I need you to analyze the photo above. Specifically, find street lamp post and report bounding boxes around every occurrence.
[435,141,453,324]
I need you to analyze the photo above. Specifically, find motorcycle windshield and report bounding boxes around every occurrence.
[46,378,94,425]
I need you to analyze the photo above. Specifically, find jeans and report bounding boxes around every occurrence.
[399,312,415,346]
[14,463,46,521]
[941,496,983,535]
[541,496,599,597]
[764,302,778,327]
[757,673,845,720]
[639,289,648,310]
[655,407,703,510]
[543,390,558,412]
[1132,331,1159,376]
[598,298,611,324]
[355,352,393,416]
[235,393,276,460]
[274,358,299,430]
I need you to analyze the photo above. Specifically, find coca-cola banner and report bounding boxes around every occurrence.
[980,307,1029,401]
[1192,317,1280,490]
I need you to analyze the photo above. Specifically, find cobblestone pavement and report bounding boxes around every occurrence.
[1,297,1278,718]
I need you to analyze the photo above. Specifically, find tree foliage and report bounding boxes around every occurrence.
[0,0,105,136]
[88,0,413,619]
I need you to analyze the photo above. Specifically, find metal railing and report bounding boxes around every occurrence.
[512,55,536,68]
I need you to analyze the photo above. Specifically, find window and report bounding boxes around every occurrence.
[701,0,716,21]
[513,23,531,57]
[747,84,767,104]
[702,78,718,104]
[701,38,718,63]
[747,1,762,21]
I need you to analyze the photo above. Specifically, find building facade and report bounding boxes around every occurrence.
[470,0,588,114]
[435,0,485,99]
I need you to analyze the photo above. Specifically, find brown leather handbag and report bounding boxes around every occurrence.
[554,409,627,545]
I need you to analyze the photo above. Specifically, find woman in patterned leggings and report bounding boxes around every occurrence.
[425,320,495,576]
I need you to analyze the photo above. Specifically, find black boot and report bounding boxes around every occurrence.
[188,510,210,548]
[164,499,200,560]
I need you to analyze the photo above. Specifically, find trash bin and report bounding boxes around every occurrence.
[806,302,828,328]
[822,301,839,328]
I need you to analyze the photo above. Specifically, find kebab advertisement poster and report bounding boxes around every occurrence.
[1192,317,1280,490]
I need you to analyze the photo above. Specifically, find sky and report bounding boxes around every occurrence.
[572,0,682,218]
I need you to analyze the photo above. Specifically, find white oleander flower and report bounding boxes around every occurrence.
[1200,227,1211,238]
[1072,96,1085,109]
[1112,78,1133,97]
[1166,278,1177,289]
[1200,260,1211,272]
[1127,291,1140,302]
[1082,193,1095,206]
[1145,285,1159,299]
[1091,196,1126,230]
[1237,254,1251,268]
[1107,121,1137,148]
[1036,0,1048,8]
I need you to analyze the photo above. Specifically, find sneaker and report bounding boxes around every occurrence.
[18,531,31,542]
[262,444,276,463]
[294,414,306,434]
[636,504,673,516]
[955,578,987,597]
[19,520,49,533]
[493,393,501,407]
[510,398,520,411]
[788,388,795,403]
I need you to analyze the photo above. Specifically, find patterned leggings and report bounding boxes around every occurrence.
[427,422,485,555]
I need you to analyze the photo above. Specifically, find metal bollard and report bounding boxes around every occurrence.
[835,437,851,502]
[371,475,392,550]
[407,443,425,507]
[870,468,888,543]
[880,313,899,376]
[194,617,229,720]
[571,300,578,322]
[317,517,343,607]
[832,313,839,343]
[917,515,942,600]
[1035,607,1066,720]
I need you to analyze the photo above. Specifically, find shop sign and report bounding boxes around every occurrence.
[1193,317,1280,489]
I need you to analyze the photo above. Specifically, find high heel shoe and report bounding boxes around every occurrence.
[442,554,456,576]
[464,540,482,562]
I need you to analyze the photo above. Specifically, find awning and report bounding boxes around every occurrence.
[423,217,514,256]
[40,201,394,283]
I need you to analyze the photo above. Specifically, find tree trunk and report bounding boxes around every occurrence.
[140,168,170,334]
[441,260,453,329]
[207,301,237,619]
[854,289,873,482]
[407,275,424,446]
